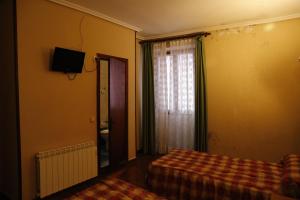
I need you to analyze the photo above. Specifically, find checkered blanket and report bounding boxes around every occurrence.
[67,178,166,200]
[281,154,300,198]
[147,149,283,200]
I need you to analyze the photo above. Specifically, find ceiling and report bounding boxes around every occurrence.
[66,0,300,37]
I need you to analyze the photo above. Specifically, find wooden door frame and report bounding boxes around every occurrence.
[96,53,128,174]
[0,0,22,199]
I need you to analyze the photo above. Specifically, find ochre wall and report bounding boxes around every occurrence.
[135,19,300,162]
[205,18,300,161]
[17,0,136,199]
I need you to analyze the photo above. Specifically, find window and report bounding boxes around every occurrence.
[153,39,196,153]
[155,49,195,114]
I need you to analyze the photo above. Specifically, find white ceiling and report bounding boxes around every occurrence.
[66,0,300,37]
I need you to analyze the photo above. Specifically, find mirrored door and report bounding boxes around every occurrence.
[98,59,110,168]
[96,54,128,173]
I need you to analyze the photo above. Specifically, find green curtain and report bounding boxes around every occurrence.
[194,36,208,152]
[142,42,156,154]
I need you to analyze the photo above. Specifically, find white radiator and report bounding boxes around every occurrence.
[36,141,98,198]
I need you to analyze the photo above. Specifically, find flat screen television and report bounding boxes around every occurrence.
[52,47,85,73]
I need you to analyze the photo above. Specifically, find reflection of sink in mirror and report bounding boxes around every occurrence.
[100,129,109,135]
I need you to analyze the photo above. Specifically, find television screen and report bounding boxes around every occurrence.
[52,47,85,73]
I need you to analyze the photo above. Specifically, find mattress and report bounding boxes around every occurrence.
[147,149,283,200]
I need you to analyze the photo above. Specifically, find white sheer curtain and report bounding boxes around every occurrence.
[153,39,195,154]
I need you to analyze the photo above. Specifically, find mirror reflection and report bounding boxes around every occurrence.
[99,59,109,168]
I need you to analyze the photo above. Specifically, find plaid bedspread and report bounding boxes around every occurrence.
[67,178,166,200]
[147,149,283,200]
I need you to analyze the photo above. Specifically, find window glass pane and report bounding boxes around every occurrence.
[175,53,194,113]
[153,44,195,114]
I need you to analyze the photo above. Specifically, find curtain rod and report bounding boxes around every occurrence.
[139,32,210,44]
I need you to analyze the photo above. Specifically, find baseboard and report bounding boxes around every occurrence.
[128,156,136,161]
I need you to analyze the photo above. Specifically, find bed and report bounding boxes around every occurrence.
[66,178,166,200]
[147,149,300,200]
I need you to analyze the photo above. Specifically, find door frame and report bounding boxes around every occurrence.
[96,53,128,174]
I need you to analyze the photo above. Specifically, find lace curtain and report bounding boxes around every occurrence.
[153,39,195,154]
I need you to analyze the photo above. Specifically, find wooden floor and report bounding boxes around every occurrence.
[0,193,10,200]
[109,154,160,189]
[45,154,159,200]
